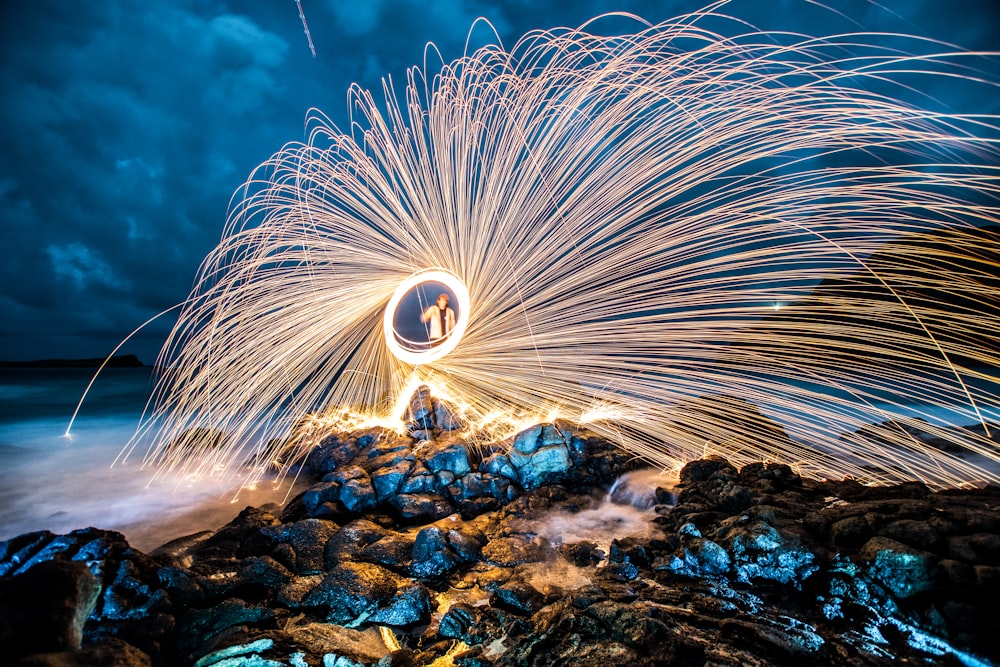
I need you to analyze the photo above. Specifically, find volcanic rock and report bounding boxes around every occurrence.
[4,380,1000,667]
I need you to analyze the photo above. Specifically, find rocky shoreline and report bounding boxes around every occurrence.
[1,388,998,666]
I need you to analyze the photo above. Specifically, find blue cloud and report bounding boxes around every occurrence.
[0,0,996,361]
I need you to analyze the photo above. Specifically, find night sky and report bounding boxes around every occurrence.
[1,1,998,364]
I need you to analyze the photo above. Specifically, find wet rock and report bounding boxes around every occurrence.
[280,623,388,665]
[326,465,378,513]
[303,561,430,627]
[175,598,273,655]
[506,424,572,490]
[195,506,281,563]
[16,637,152,667]
[324,519,389,566]
[512,443,572,490]
[946,533,1000,565]
[420,438,472,477]
[407,385,435,430]
[368,581,431,626]
[490,580,546,615]
[481,534,548,566]
[860,536,937,599]
[411,522,485,579]
[438,603,528,646]
[438,603,477,642]
[717,516,817,586]
[238,555,293,589]
[829,515,873,549]
[410,526,462,579]
[720,616,825,658]
[276,574,324,608]
[561,541,604,566]
[357,531,414,571]
[738,462,802,492]
[150,531,215,569]
[307,433,367,477]
[370,460,414,501]
[878,519,941,552]
[479,452,518,481]
[671,522,730,576]
[286,518,338,574]
[0,530,56,577]
[99,550,170,621]
[301,491,345,521]
[679,456,739,484]
[390,493,455,522]
[432,396,465,431]
[400,461,437,494]
[0,559,101,658]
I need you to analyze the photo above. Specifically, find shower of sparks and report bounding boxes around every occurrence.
[122,6,1000,491]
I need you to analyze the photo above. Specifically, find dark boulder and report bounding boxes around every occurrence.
[859,536,937,599]
[0,559,101,658]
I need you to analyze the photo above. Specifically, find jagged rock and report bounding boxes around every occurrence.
[286,518,338,575]
[716,516,817,586]
[368,581,431,626]
[400,461,438,494]
[479,452,518,481]
[506,424,572,489]
[276,574,324,608]
[561,541,604,566]
[676,524,731,577]
[150,531,214,569]
[860,536,937,599]
[303,561,431,627]
[99,550,170,621]
[0,530,55,577]
[489,580,546,615]
[357,531,414,570]
[879,518,941,551]
[679,457,739,484]
[738,462,802,492]
[315,465,378,513]
[432,397,465,431]
[419,438,472,477]
[324,519,389,566]
[829,515,874,548]
[0,560,101,658]
[720,616,825,658]
[371,460,414,501]
[946,532,1000,565]
[389,493,455,522]
[175,598,273,654]
[237,555,293,589]
[280,623,388,665]
[438,603,528,646]
[7,387,1000,667]
[407,385,435,431]
[410,521,486,579]
[16,637,152,667]
[194,506,281,563]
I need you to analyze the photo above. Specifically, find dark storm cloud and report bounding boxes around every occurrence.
[0,0,997,362]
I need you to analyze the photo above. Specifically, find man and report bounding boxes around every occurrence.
[421,293,456,344]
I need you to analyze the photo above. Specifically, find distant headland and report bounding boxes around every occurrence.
[0,354,145,369]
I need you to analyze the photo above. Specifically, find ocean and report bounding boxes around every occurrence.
[0,367,292,551]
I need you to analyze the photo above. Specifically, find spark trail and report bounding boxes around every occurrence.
[124,6,1000,491]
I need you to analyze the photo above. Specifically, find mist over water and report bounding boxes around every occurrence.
[0,368,293,551]
[2,367,997,552]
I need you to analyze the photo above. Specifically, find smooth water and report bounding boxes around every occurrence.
[0,368,292,551]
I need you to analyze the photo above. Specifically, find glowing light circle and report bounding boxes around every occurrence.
[383,269,471,365]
